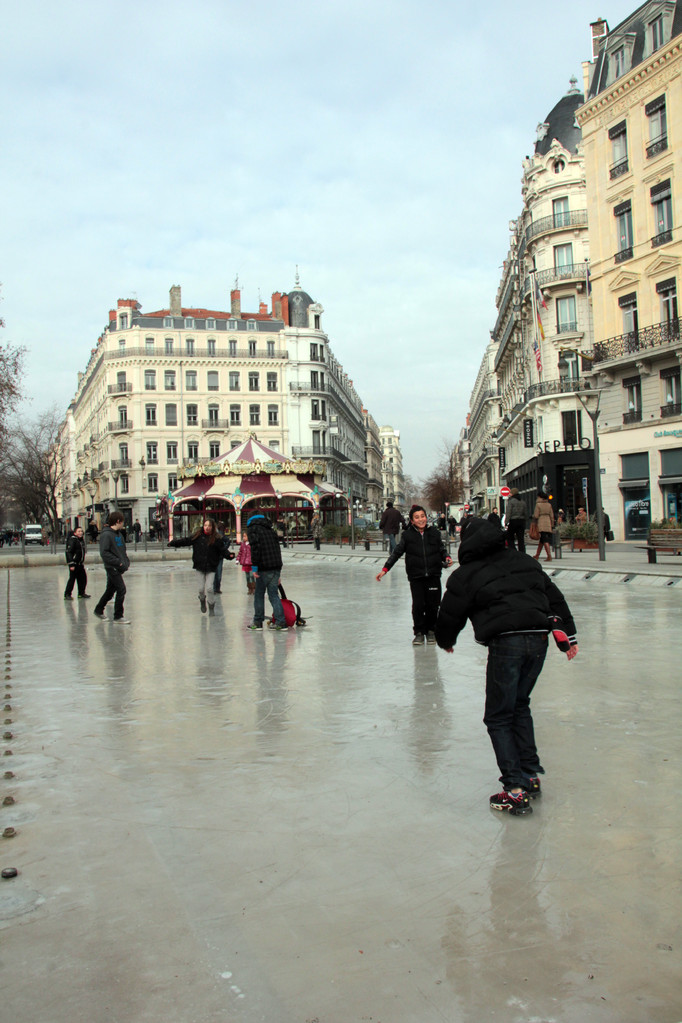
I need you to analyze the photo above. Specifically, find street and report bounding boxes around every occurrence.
[1,556,680,1023]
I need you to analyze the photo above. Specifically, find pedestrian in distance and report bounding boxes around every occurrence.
[435,517,578,816]
[64,526,90,599]
[133,519,142,544]
[376,504,453,646]
[246,511,287,631]
[487,507,501,527]
[379,500,405,553]
[236,537,256,594]
[212,526,232,594]
[505,488,528,553]
[310,512,322,551]
[169,518,231,616]
[532,492,555,562]
[93,511,131,624]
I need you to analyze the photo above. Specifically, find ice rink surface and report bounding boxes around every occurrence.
[1,557,680,1023]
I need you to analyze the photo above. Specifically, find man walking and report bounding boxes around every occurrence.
[246,511,286,630]
[505,488,528,553]
[379,500,404,553]
[436,518,578,816]
[64,526,89,599]
[93,512,131,624]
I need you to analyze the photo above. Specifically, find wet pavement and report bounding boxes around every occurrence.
[1,556,680,1023]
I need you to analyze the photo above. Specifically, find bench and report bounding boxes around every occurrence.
[364,530,388,551]
[638,529,682,563]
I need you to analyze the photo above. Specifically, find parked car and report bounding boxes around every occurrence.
[23,524,45,545]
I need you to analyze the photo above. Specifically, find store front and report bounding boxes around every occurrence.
[503,442,596,521]
[658,446,682,522]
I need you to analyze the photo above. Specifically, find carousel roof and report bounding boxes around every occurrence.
[213,437,286,466]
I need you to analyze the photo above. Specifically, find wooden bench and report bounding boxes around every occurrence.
[638,529,682,563]
[364,530,388,551]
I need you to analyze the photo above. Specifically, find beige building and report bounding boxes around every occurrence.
[577,4,682,536]
[467,338,502,513]
[362,409,384,520]
[379,426,405,510]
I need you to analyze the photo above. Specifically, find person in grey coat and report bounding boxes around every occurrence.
[93,511,131,623]
[505,488,528,553]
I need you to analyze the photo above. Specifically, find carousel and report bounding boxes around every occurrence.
[170,437,348,541]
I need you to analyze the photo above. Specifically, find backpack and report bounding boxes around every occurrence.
[272,583,307,627]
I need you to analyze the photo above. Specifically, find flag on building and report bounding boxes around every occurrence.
[535,278,548,310]
[533,277,546,340]
[533,338,543,374]
[585,262,591,295]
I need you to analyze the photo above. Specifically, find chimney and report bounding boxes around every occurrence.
[272,292,283,319]
[590,19,608,59]
[259,301,267,316]
[231,288,241,317]
[169,285,182,317]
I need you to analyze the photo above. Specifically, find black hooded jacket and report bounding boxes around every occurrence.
[246,515,283,573]
[169,532,230,572]
[435,519,577,648]
[383,523,449,580]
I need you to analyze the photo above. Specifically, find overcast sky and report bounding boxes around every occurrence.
[1,0,637,480]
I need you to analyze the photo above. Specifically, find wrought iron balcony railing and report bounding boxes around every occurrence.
[661,402,681,418]
[593,318,680,363]
[614,245,633,263]
[623,409,643,424]
[525,210,588,243]
[107,420,133,432]
[652,229,673,248]
[609,159,629,180]
[646,134,668,159]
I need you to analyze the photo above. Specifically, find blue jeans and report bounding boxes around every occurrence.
[213,557,223,591]
[95,569,126,620]
[253,569,285,626]
[483,633,548,790]
[384,533,398,553]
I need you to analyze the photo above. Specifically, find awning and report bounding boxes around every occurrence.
[658,475,682,485]
[617,478,649,489]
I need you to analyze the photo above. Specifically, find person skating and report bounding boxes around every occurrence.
[93,512,131,623]
[169,518,229,615]
[64,526,90,599]
[376,504,452,645]
[435,518,578,816]
[246,511,286,630]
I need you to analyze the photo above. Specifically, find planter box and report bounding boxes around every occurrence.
[572,540,598,550]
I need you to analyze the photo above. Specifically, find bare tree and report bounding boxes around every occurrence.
[401,474,422,508]
[0,285,26,441]
[1,408,67,540]
[421,440,464,514]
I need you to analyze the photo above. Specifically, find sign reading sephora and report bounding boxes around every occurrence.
[536,438,592,454]
[523,419,534,448]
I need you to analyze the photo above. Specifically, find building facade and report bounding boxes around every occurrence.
[467,338,502,513]
[577,4,682,537]
[61,279,370,532]
[379,426,405,509]
[362,409,384,520]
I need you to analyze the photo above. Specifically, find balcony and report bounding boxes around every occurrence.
[523,262,590,296]
[646,134,668,159]
[202,419,230,430]
[609,158,629,180]
[108,382,132,394]
[614,246,633,264]
[107,420,133,433]
[661,402,681,418]
[111,459,132,469]
[623,409,643,425]
[525,210,588,243]
[105,346,288,361]
[291,446,329,458]
[593,318,680,363]
[652,229,672,248]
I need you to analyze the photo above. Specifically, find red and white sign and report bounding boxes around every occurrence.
[463,503,471,511]
[499,486,512,499]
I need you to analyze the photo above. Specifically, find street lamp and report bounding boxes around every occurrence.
[85,477,97,521]
[575,388,606,562]
[110,468,121,510]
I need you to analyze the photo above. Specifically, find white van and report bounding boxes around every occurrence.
[24,524,45,545]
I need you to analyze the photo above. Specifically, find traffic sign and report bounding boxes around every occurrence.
[463,503,470,511]
[500,486,511,499]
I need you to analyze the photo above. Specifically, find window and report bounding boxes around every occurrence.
[185,338,194,355]
[146,442,158,464]
[661,368,681,411]
[267,372,277,392]
[228,339,237,356]
[248,340,256,357]
[165,338,174,354]
[552,197,569,228]
[651,180,673,245]
[556,296,577,333]
[207,339,216,356]
[619,292,638,337]
[148,473,159,493]
[209,441,220,458]
[119,443,128,462]
[621,452,649,479]
[163,317,173,327]
[207,371,219,391]
[228,319,237,330]
[164,370,176,391]
[623,375,642,423]
[249,404,260,425]
[185,370,197,391]
[186,404,198,426]
[187,441,198,461]
[145,336,155,353]
[312,430,322,454]
[116,371,127,390]
[560,350,580,380]
[268,405,279,425]
[311,399,326,420]
[206,318,215,330]
[646,95,667,157]
[311,370,319,389]
[651,14,664,51]
[613,46,625,79]
[230,404,241,426]
[247,319,256,330]
[614,201,633,261]
[553,243,573,271]
[248,372,259,391]
[208,404,219,424]
[231,440,240,449]
[561,410,583,446]
[118,338,126,350]
[314,314,320,329]
[120,475,129,494]
[168,473,178,491]
[609,120,628,177]
[167,442,178,462]
[145,404,157,426]
[118,405,128,425]
[119,313,128,329]
[165,404,177,426]
[185,317,194,329]
[145,370,156,390]
[267,340,275,357]
[657,278,678,325]
[310,343,318,361]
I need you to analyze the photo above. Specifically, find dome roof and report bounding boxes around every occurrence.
[287,284,315,328]
[535,81,584,157]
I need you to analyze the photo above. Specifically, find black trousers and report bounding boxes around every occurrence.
[65,564,87,596]
[409,576,442,636]
[95,569,127,619]
[506,519,526,553]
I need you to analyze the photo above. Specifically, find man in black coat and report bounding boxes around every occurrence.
[435,518,578,816]
[246,512,286,630]
[64,526,89,599]
[379,501,405,553]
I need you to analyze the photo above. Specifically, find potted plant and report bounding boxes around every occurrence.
[558,519,599,549]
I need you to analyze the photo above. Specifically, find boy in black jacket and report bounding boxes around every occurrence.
[435,518,578,815]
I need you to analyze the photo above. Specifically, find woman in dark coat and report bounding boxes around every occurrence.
[376,504,452,645]
[169,518,231,615]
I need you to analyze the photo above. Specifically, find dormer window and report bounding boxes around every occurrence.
[163,317,173,327]
[119,313,128,329]
[206,318,216,330]
[650,14,664,51]
[613,46,625,79]
[247,319,256,330]
[185,317,194,328]
[228,319,237,329]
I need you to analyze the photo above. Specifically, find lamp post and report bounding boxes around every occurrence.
[111,468,121,510]
[85,477,97,521]
[575,389,606,562]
